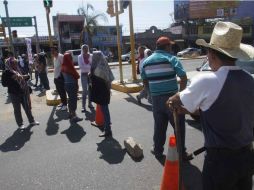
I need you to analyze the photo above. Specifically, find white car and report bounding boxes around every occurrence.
[65,49,81,66]
[177,48,202,58]
[121,51,138,61]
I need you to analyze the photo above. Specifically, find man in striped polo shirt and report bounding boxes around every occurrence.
[141,36,189,160]
[167,22,254,190]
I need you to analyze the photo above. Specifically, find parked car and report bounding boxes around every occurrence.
[177,48,202,58]
[121,51,138,61]
[190,58,254,122]
[65,49,81,66]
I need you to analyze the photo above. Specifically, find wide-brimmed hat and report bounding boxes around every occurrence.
[156,36,175,46]
[196,21,254,61]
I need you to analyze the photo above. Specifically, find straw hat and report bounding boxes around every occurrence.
[196,21,254,61]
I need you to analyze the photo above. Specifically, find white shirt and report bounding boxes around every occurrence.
[54,53,64,78]
[78,53,92,74]
[180,66,242,113]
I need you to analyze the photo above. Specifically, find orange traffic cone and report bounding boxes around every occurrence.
[160,135,181,190]
[95,104,104,126]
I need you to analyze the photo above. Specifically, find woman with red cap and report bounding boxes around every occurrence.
[61,53,83,123]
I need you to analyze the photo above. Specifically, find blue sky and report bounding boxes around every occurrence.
[0,0,174,37]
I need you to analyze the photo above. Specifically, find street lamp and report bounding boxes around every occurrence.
[3,0,14,53]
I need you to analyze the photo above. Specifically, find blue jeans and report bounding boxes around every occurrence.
[100,104,111,133]
[152,94,186,155]
[64,83,78,113]
[81,73,92,108]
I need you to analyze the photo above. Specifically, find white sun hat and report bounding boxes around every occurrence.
[196,21,254,61]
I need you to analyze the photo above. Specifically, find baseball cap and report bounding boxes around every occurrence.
[156,36,175,46]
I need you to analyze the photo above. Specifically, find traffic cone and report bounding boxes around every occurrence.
[95,104,104,126]
[160,135,181,190]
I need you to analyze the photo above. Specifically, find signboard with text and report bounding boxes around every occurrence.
[1,17,33,27]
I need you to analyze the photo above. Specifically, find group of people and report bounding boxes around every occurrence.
[140,22,254,190]
[51,45,114,137]
[1,21,254,189]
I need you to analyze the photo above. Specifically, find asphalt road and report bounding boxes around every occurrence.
[0,58,252,190]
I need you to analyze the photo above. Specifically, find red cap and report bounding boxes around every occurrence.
[156,36,175,46]
[169,135,176,147]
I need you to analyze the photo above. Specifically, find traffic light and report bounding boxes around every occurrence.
[43,0,53,8]
[106,0,115,16]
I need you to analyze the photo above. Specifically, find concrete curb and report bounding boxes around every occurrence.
[111,79,143,93]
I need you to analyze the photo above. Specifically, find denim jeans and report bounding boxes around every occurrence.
[39,72,50,90]
[152,94,186,155]
[64,83,78,113]
[81,73,92,108]
[100,104,111,133]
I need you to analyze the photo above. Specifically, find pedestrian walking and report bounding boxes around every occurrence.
[167,21,254,190]
[78,44,93,112]
[1,51,39,130]
[141,36,190,161]
[51,46,67,111]
[33,54,40,87]
[61,53,83,123]
[90,51,114,137]
[38,53,50,92]
[136,48,152,104]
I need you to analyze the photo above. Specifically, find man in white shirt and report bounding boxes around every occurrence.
[51,46,67,111]
[167,22,254,190]
[78,44,93,112]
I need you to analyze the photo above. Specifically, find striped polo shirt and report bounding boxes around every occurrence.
[141,50,186,96]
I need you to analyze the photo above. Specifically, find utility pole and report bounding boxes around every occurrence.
[114,0,124,83]
[45,7,53,47]
[33,16,40,53]
[128,0,137,81]
[3,0,14,53]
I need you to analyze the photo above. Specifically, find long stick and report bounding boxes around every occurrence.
[173,109,183,190]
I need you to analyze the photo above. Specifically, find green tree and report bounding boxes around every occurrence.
[77,3,108,49]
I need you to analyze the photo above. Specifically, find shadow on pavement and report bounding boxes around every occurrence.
[125,93,152,111]
[97,137,126,164]
[0,126,34,152]
[46,106,59,136]
[61,123,86,143]
[182,162,202,190]
[186,119,202,131]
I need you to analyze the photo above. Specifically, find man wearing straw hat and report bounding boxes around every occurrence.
[167,21,254,190]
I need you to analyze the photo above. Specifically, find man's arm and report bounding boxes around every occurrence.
[179,75,187,91]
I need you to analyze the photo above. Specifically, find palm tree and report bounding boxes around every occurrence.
[77,3,108,49]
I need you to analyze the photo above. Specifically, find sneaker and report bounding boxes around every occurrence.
[19,124,26,130]
[57,103,64,108]
[59,105,67,111]
[70,116,83,123]
[99,131,112,138]
[81,108,86,113]
[88,104,94,109]
[136,95,141,104]
[30,121,40,126]
[150,146,164,159]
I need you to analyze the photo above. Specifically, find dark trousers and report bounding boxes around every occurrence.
[54,77,67,105]
[39,72,50,90]
[101,104,111,133]
[35,70,39,85]
[64,83,78,113]
[152,94,186,155]
[203,146,254,190]
[9,93,34,126]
